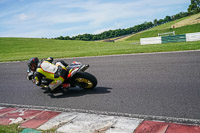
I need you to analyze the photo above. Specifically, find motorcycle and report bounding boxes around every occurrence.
[27,61,97,91]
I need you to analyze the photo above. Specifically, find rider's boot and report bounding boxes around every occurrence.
[62,83,70,91]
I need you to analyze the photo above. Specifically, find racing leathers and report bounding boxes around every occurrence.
[33,59,68,91]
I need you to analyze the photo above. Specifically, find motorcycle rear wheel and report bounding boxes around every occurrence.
[72,72,97,89]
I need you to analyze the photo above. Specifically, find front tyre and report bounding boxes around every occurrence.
[72,72,97,89]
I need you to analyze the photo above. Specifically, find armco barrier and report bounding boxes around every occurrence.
[161,34,186,44]
[140,37,161,45]
[140,32,200,45]
[186,32,200,42]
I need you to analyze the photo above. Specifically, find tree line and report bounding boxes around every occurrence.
[55,0,200,41]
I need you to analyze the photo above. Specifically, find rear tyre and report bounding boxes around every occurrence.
[71,72,97,89]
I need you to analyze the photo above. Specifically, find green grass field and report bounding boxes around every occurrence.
[0,37,200,62]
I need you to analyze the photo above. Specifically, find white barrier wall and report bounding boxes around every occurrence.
[140,32,200,45]
[140,37,161,45]
[186,32,200,42]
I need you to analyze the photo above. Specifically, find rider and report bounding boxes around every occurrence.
[27,57,69,93]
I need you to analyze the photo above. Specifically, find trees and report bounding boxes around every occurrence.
[153,19,158,26]
[188,0,200,14]
[164,16,172,22]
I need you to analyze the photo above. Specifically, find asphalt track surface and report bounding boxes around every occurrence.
[0,51,200,121]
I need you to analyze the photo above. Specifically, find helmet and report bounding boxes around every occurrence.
[27,57,39,71]
[46,57,53,63]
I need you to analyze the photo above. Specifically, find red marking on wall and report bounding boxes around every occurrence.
[0,108,16,116]
[134,120,168,133]
[166,123,200,133]
[0,108,42,125]
[20,111,61,129]
[134,120,200,133]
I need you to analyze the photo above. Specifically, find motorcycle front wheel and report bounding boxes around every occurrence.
[71,72,97,89]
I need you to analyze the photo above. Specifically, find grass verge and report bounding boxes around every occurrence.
[0,124,23,133]
[0,37,200,62]
[0,124,57,133]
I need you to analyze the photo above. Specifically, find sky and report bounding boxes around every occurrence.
[0,0,190,38]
